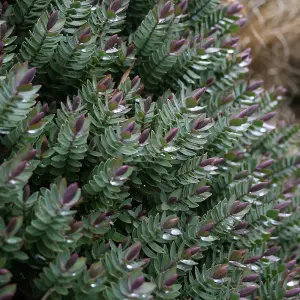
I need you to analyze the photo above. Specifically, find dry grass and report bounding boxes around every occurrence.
[224,0,300,123]
[240,0,300,95]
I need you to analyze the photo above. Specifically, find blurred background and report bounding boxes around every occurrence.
[232,0,300,123]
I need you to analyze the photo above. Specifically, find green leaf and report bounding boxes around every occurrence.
[13,251,29,261]
[149,242,165,254]
[134,282,156,294]
[230,118,247,126]
[266,209,279,219]
[0,284,16,299]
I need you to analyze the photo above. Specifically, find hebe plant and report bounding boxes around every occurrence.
[0,0,299,299]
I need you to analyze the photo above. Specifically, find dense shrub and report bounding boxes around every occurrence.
[0,0,299,299]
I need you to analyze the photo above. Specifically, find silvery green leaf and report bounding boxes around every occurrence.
[133,282,156,294]
[164,228,182,236]
[179,259,198,266]
[287,280,299,287]
[200,235,218,242]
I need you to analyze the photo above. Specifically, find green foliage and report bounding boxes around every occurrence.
[35,250,86,298]
[0,268,16,300]
[188,0,220,22]
[132,0,176,58]
[24,178,81,258]
[1,102,54,152]
[0,63,40,134]
[0,0,299,299]
[53,0,91,34]
[11,0,52,31]
[0,21,17,74]
[50,114,90,180]
[48,23,96,87]
[89,0,129,39]
[17,11,66,69]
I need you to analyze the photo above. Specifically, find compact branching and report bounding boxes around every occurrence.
[0,0,299,299]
